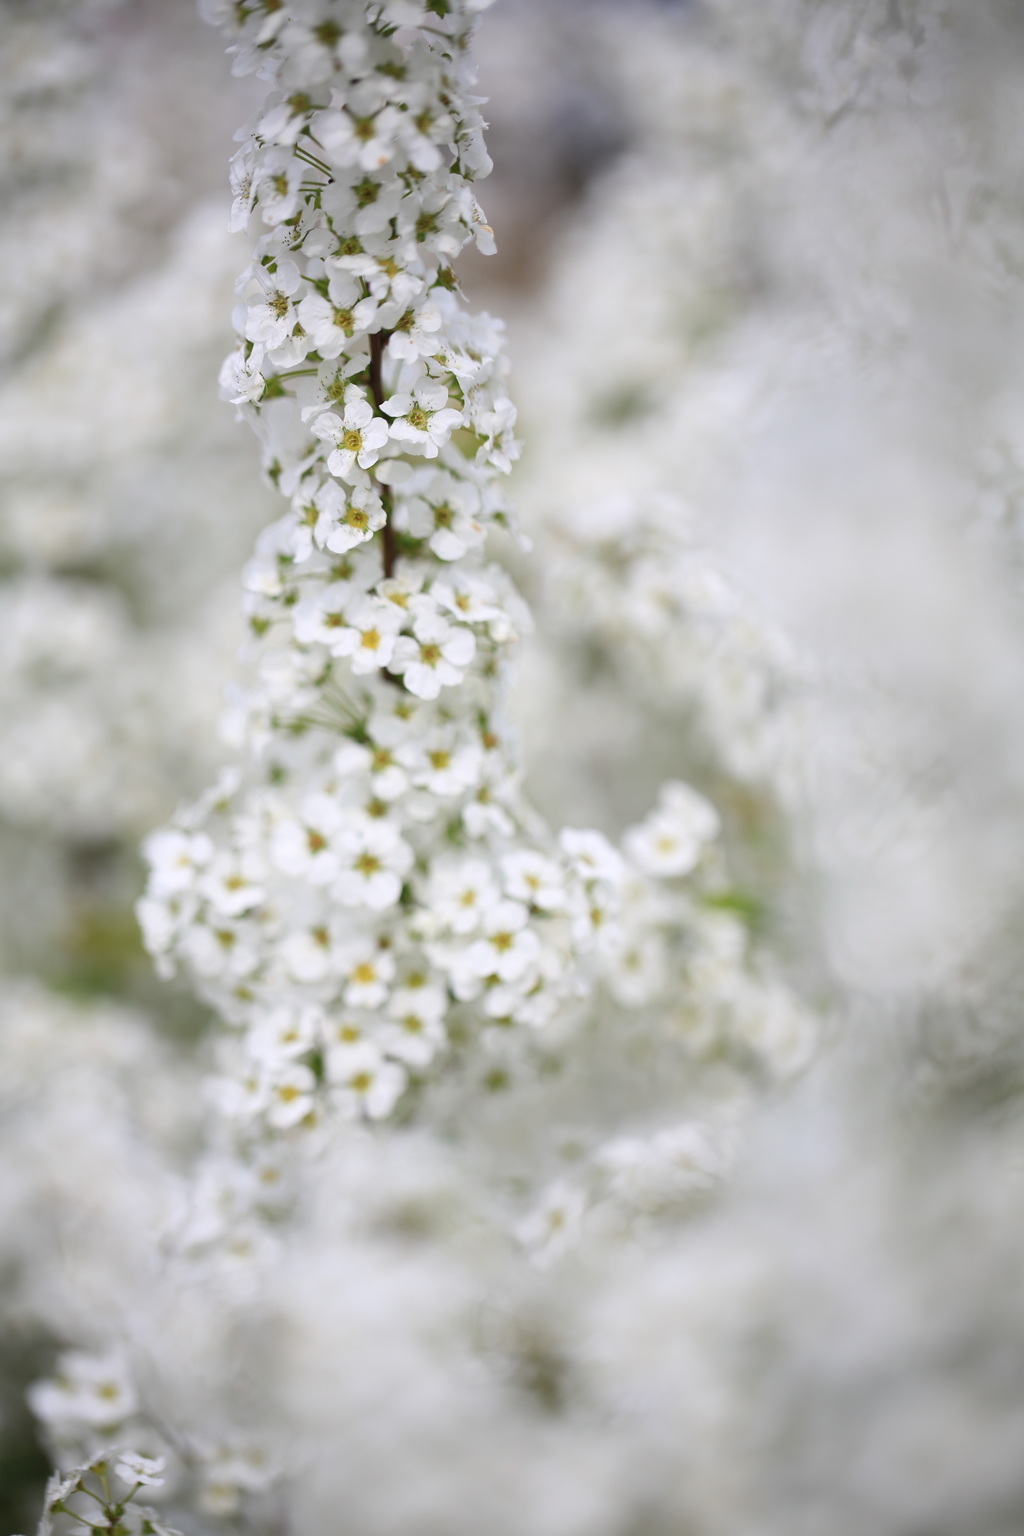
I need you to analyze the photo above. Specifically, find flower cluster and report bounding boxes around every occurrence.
[33,1450,178,1536]
[135,0,814,1198]
[138,0,602,1139]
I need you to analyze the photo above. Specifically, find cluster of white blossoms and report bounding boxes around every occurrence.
[34,1450,176,1536]
[138,0,809,1157]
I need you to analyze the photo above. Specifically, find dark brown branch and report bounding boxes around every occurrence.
[369,329,396,580]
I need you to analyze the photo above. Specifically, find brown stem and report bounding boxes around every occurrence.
[369,329,396,580]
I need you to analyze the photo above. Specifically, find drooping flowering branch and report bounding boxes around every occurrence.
[137,0,627,1137]
[134,0,811,1171]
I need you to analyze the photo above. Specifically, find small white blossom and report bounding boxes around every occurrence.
[219,343,266,404]
[329,1042,407,1119]
[143,829,213,897]
[250,1005,321,1064]
[501,850,567,912]
[332,820,413,909]
[387,302,443,362]
[383,377,463,458]
[388,604,475,699]
[311,391,390,479]
[242,258,303,350]
[29,1351,137,1434]
[381,981,448,1066]
[265,1061,317,1129]
[312,103,404,171]
[332,594,404,674]
[461,900,540,986]
[400,472,484,561]
[271,793,344,883]
[623,781,720,877]
[559,827,625,884]
[114,1452,166,1489]
[337,938,396,1008]
[427,857,501,934]
[397,729,482,798]
[255,147,304,224]
[297,276,378,359]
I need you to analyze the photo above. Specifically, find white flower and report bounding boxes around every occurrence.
[280,925,335,984]
[403,481,485,562]
[388,604,475,699]
[255,147,305,224]
[114,1452,166,1489]
[296,275,378,360]
[219,343,266,404]
[293,580,358,649]
[311,104,403,171]
[427,857,501,934]
[265,1061,317,1129]
[249,1005,320,1064]
[387,303,443,362]
[242,258,303,350]
[430,570,508,631]
[324,485,387,553]
[332,820,412,909]
[568,879,620,952]
[320,169,405,239]
[333,739,409,802]
[501,850,567,912]
[179,919,260,982]
[462,757,518,839]
[397,729,482,798]
[332,594,404,674]
[271,793,344,883]
[199,852,266,917]
[383,377,463,458]
[28,1351,137,1433]
[329,1042,407,1119]
[462,900,541,985]
[311,391,390,479]
[381,981,448,1066]
[324,1012,375,1059]
[337,938,396,1008]
[228,140,258,230]
[332,236,424,308]
[396,189,466,264]
[623,780,720,877]
[143,829,213,896]
[559,827,625,884]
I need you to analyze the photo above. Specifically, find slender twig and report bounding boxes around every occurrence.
[369,329,397,580]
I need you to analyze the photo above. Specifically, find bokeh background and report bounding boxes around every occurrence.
[6,0,1024,1529]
